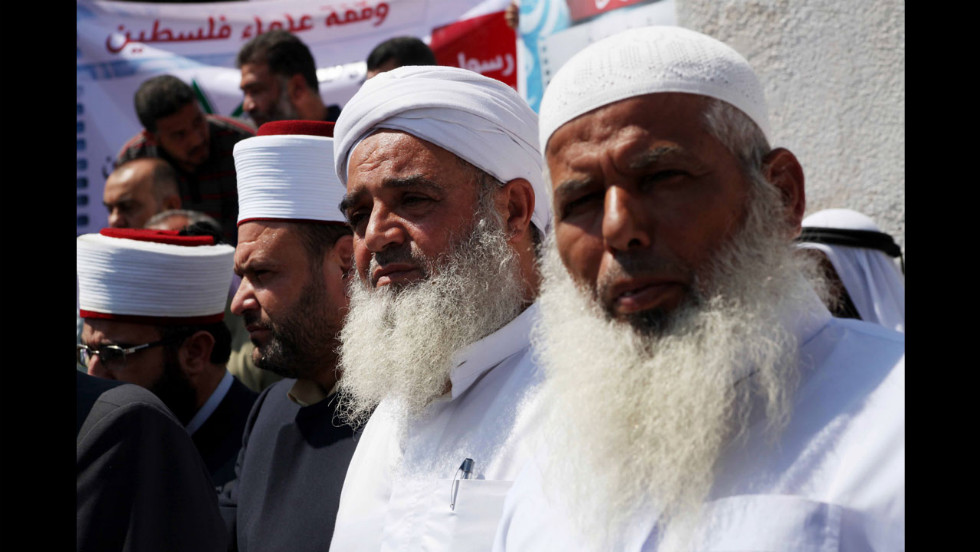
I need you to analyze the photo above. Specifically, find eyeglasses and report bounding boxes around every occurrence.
[77,335,187,371]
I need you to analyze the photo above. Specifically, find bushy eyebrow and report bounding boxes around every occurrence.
[553,176,598,206]
[339,175,445,214]
[630,145,714,177]
[553,145,705,207]
[233,245,275,277]
[338,191,362,216]
[627,145,686,171]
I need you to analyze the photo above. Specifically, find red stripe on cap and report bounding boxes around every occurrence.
[257,120,335,138]
[99,228,216,246]
[79,310,225,325]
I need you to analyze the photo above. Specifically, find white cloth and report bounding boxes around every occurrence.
[493,301,905,551]
[332,65,551,234]
[76,232,234,320]
[185,370,233,435]
[330,303,547,552]
[799,209,905,333]
[538,25,771,151]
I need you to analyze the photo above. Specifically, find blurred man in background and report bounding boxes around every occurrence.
[103,157,181,229]
[237,30,342,127]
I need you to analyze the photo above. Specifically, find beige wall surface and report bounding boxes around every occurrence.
[677,0,905,251]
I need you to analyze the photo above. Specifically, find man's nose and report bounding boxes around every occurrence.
[602,186,651,252]
[107,208,125,228]
[230,278,256,316]
[86,355,111,379]
[242,94,256,115]
[362,206,407,254]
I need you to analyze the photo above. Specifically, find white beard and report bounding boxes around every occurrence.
[337,204,525,428]
[533,178,824,550]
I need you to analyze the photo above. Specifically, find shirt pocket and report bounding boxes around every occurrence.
[419,478,513,552]
[689,494,841,552]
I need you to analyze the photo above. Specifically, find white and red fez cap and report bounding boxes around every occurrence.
[234,120,347,225]
[77,228,235,325]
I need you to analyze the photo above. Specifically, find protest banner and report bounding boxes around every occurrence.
[77,0,510,234]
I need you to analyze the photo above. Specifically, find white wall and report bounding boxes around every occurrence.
[677,0,905,251]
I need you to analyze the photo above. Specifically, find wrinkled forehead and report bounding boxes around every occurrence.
[547,93,694,144]
[235,220,307,258]
[543,93,717,185]
[346,130,464,186]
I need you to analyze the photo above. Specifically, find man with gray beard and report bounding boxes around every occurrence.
[329,66,551,552]
[493,27,905,552]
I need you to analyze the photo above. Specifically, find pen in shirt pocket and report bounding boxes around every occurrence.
[450,457,474,510]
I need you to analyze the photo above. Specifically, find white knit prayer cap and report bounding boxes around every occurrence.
[333,65,551,233]
[538,25,771,152]
[235,120,346,225]
[77,229,235,324]
[798,209,905,333]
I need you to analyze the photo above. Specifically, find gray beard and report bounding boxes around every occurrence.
[337,205,525,428]
[533,177,822,550]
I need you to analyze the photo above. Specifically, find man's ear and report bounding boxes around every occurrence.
[499,178,535,244]
[287,73,307,102]
[762,148,806,238]
[327,234,354,277]
[178,330,216,377]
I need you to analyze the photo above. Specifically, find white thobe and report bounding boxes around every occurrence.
[493,298,905,551]
[330,303,546,552]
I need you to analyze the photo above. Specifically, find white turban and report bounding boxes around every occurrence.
[77,229,235,324]
[235,120,347,225]
[333,65,550,233]
[798,209,905,333]
[538,25,770,152]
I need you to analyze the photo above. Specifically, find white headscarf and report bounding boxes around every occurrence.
[538,25,771,152]
[798,209,905,333]
[333,65,551,233]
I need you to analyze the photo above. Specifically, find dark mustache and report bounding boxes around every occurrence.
[242,311,270,330]
[373,244,418,267]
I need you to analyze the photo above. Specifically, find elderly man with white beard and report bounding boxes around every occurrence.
[328,66,550,551]
[492,26,905,552]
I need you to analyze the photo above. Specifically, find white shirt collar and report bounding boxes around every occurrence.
[785,283,833,348]
[287,378,340,407]
[448,302,539,400]
[185,370,233,435]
